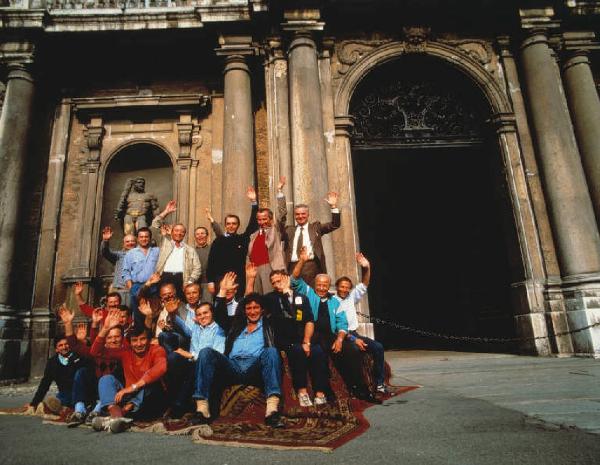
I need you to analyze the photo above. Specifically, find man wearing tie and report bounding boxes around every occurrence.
[282,178,341,287]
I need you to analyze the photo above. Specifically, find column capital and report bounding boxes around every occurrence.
[519,7,561,32]
[495,35,514,58]
[281,8,324,34]
[334,115,354,138]
[215,35,258,58]
[83,116,104,163]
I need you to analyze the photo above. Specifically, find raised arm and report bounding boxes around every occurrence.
[276,177,288,228]
[100,226,119,264]
[318,191,341,235]
[245,262,257,296]
[242,187,259,237]
[206,207,224,238]
[357,253,371,287]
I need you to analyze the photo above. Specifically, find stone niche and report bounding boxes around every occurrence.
[96,143,174,283]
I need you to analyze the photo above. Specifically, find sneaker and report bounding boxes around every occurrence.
[190,412,210,426]
[298,393,313,407]
[352,387,382,404]
[314,395,327,406]
[66,411,87,428]
[85,410,99,426]
[376,384,390,394]
[108,417,133,434]
[265,411,285,428]
[91,415,111,432]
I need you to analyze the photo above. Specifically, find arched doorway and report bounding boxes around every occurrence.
[349,55,521,352]
[96,142,174,283]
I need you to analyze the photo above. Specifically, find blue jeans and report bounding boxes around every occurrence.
[193,347,282,401]
[352,332,385,386]
[165,351,193,412]
[57,366,95,408]
[158,331,189,353]
[97,374,166,419]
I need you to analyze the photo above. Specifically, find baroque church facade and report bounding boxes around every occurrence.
[0,0,599,380]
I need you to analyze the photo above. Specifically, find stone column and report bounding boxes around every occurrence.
[520,30,600,279]
[0,55,35,379]
[217,36,256,228]
[520,27,600,355]
[562,47,600,227]
[285,17,331,241]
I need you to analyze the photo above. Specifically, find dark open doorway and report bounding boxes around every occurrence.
[352,145,518,351]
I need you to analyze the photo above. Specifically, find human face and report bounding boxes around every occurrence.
[194,228,208,247]
[106,296,121,311]
[55,339,70,357]
[294,207,309,226]
[133,179,145,192]
[270,273,285,293]
[118,310,129,326]
[245,301,263,324]
[105,328,123,349]
[194,304,214,327]
[130,333,149,355]
[184,285,200,306]
[224,216,240,235]
[160,285,177,304]
[336,279,353,299]
[123,234,137,250]
[256,211,272,229]
[172,224,186,243]
[314,275,331,298]
[137,231,151,248]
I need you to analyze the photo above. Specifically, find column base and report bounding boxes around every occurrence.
[28,308,55,379]
[561,281,600,356]
[0,311,29,381]
[356,322,375,340]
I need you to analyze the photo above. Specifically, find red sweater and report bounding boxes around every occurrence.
[67,335,123,379]
[249,230,269,266]
[90,337,167,387]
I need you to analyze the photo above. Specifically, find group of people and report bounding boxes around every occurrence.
[28,177,387,434]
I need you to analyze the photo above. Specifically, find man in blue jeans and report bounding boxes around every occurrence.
[28,334,94,417]
[191,284,283,428]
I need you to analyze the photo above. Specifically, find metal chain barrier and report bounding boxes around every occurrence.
[355,311,600,344]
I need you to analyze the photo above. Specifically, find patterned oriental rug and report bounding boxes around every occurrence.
[1,355,419,452]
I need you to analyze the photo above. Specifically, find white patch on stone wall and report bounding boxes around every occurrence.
[212,149,223,164]
[509,82,521,94]
[324,130,335,145]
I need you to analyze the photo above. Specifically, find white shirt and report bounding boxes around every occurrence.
[334,283,368,332]
[163,241,185,273]
[291,225,314,262]
[227,299,239,317]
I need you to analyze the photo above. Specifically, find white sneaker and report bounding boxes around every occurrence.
[314,395,327,406]
[298,393,313,407]
[108,417,133,434]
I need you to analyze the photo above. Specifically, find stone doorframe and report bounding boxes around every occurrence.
[330,36,552,355]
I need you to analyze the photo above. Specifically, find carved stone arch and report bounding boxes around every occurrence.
[334,40,512,118]
[102,138,176,175]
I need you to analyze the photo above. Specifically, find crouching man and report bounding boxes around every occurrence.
[191,291,284,428]
[90,310,167,433]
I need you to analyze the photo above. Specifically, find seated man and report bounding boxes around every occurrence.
[291,247,379,403]
[27,313,94,417]
[90,311,167,433]
[73,283,123,324]
[257,266,330,407]
[191,293,283,428]
[154,281,189,351]
[335,253,386,394]
[58,306,124,427]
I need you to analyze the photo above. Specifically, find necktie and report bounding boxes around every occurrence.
[295,226,304,258]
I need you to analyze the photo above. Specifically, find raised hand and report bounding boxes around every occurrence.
[160,224,172,237]
[277,176,286,191]
[245,262,258,280]
[104,309,121,329]
[165,298,180,314]
[324,191,338,208]
[280,274,292,294]
[138,297,153,317]
[146,272,161,287]
[75,323,88,342]
[220,272,238,292]
[91,308,104,327]
[246,186,257,202]
[356,252,370,269]
[205,207,215,223]
[299,246,309,262]
[58,305,74,325]
[101,226,113,241]
[163,200,177,217]
[73,282,84,297]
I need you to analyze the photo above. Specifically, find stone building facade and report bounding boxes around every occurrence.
[0,0,599,380]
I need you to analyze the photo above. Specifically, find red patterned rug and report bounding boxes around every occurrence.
[1,355,419,452]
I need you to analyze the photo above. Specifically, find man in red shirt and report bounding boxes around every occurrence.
[90,310,167,433]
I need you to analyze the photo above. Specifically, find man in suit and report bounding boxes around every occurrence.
[206,187,258,297]
[282,182,341,287]
[246,178,287,294]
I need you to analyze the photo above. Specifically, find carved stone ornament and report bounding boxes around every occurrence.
[350,78,486,146]
[334,39,394,76]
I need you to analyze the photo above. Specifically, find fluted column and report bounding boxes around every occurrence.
[217,36,256,227]
[562,49,600,227]
[520,30,600,280]
[0,62,35,313]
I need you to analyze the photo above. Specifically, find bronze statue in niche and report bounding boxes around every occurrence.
[114,177,160,235]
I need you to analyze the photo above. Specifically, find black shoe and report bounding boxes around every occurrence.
[353,389,382,404]
[265,411,285,428]
[67,411,87,428]
[190,412,210,426]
